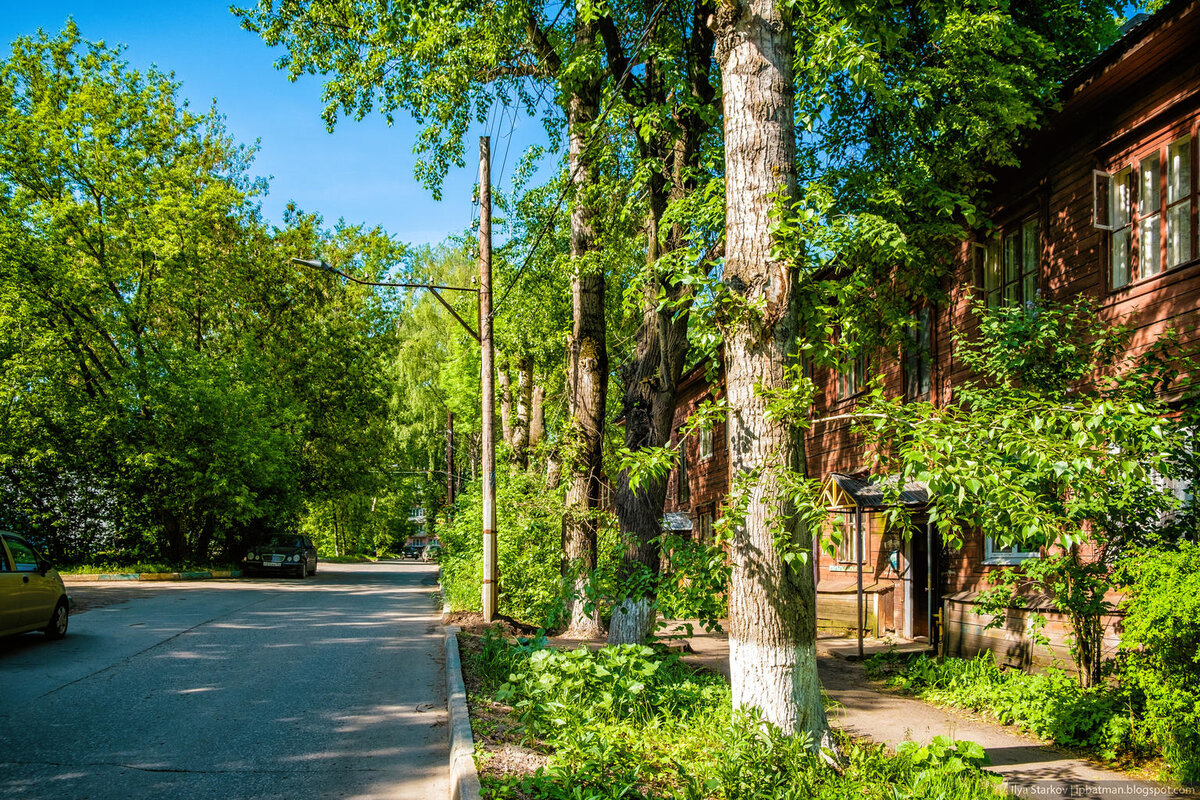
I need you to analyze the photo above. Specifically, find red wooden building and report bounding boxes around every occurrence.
[665,0,1200,670]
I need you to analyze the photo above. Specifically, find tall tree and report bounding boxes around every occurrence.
[607,4,723,644]
[236,0,647,636]
[709,0,1125,738]
[709,0,830,742]
[0,25,404,563]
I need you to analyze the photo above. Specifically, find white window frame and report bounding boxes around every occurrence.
[698,425,714,461]
[832,516,865,564]
[1096,135,1196,289]
[983,536,1040,566]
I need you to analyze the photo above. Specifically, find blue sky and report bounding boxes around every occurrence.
[0,0,556,246]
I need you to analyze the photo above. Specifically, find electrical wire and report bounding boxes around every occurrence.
[491,0,669,316]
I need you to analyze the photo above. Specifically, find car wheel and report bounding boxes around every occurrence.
[44,599,69,640]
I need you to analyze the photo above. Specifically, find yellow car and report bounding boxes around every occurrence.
[0,532,70,639]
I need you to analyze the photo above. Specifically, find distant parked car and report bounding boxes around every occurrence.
[242,535,318,578]
[422,544,442,562]
[0,532,70,640]
[402,546,424,560]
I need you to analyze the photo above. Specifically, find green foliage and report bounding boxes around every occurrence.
[439,467,573,626]
[1118,543,1200,783]
[957,295,1127,394]
[655,533,730,625]
[497,644,727,732]
[0,26,407,565]
[868,652,1149,763]
[468,634,1004,800]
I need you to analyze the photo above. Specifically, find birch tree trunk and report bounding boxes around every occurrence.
[713,0,831,743]
[498,361,514,447]
[562,39,607,638]
[530,384,546,449]
[514,357,532,468]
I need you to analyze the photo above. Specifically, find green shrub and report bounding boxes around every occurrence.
[1119,543,1200,784]
[469,634,1004,800]
[439,469,572,626]
[497,643,730,735]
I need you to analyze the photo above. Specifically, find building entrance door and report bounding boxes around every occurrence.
[906,521,940,647]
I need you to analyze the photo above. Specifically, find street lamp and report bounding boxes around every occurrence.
[287,136,498,622]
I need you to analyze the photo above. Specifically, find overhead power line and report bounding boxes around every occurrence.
[491,0,669,315]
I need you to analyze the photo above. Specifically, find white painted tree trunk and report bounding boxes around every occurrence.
[714,0,831,743]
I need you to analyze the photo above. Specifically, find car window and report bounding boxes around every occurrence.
[0,540,11,572]
[4,537,41,573]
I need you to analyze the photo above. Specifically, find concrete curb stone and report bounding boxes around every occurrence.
[65,569,243,582]
[444,624,482,800]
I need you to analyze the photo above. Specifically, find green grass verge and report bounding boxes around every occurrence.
[461,629,1008,800]
[59,562,238,575]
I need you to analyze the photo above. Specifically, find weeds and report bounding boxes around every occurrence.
[465,631,1006,800]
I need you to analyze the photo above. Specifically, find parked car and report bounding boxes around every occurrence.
[402,546,424,560]
[242,535,318,578]
[0,532,70,640]
[422,544,442,562]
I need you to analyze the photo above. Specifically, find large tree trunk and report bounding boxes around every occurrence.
[609,162,686,645]
[562,51,608,639]
[608,18,714,645]
[713,0,830,743]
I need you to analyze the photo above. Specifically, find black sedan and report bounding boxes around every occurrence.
[242,535,318,578]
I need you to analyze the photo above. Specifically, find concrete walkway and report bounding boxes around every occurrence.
[650,624,1185,800]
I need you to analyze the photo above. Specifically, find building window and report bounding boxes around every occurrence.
[698,425,714,461]
[905,307,933,402]
[983,536,1040,565]
[1167,136,1195,269]
[1096,135,1196,288]
[974,218,1038,308]
[676,439,690,505]
[697,512,714,544]
[837,353,866,399]
[831,516,864,564]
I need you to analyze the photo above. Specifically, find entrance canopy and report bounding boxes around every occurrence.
[661,512,694,531]
[820,472,929,512]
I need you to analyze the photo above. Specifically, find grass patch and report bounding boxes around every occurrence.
[460,628,1008,800]
[319,554,380,563]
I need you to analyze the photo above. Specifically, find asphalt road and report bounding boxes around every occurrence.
[0,562,449,800]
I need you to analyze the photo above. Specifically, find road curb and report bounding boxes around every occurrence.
[444,625,482,800]
[65,570,243,583]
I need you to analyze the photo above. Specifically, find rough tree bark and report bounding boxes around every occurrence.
[712,0,831,742]
[562,34,608,637]
[608,9,715,645]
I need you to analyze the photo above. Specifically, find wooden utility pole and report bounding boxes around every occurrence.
[479,136,498,622]
[446,411,455,508]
